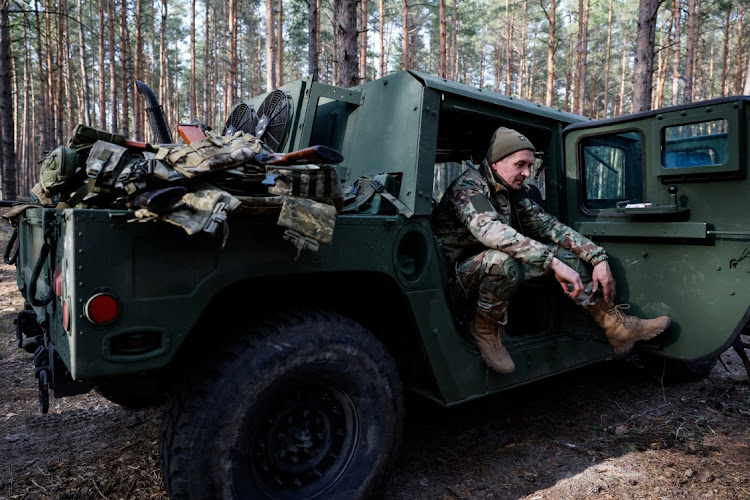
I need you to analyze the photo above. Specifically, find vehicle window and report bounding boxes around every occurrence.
[581,131,643,209]
[662,119,728,168]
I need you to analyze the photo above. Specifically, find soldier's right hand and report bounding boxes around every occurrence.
[549,257,584,299]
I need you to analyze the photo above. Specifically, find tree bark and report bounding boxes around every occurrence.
[402,0,409,69]
[133,0,143,139]
[335,0,359,87]
[439,0,447,78]
[77,0,90,126]
[505,0,513,94]
[0,0,15,200]
[108,0,118,131]
[120,0,130,137]
[360,0,368,81]
[576,0,589,115]
[190,0,197,119]
[683,0,697,104]
[203,1,210,121]
[98,0,107,130]
[632,0,659,113]
[519,0,527,98]
[308,0,320,80]
[544,0,556,107]
[603,0,612,116]
[229,0,238,104]
[721,6,731,97]
[450,0,457,80]
[276,0,283,85]
[159,0,168,139]
[266,0,276,90]
[378,0,385,77]
[670,0,681,105]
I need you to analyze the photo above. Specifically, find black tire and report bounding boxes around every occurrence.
[94,374,167,409]
[639,354,718,383]
[160,310,404,500]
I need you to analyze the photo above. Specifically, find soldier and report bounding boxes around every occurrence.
[432,127,671,373]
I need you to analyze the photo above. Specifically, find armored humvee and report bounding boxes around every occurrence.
[7,70,750,499]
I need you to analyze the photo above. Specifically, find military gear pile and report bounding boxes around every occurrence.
[17,124,343,254]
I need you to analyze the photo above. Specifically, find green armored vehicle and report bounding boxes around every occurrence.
[7,71,750,499]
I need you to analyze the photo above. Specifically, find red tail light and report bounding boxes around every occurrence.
[84,293,119,324]
[53,266,62,296]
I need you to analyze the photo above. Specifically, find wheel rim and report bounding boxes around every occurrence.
[250,384,358,498]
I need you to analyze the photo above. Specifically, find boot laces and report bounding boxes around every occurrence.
[607,303,637,325]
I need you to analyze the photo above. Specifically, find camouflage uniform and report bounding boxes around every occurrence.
[432,160,608,316]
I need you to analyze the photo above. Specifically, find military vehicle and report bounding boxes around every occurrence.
[6,70,750,499]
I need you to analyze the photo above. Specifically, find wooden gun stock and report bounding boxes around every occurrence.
[178,124,208,145]
[254,145,343,166]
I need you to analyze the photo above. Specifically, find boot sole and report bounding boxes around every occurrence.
[478,351,516,374]
[612,317,671,355]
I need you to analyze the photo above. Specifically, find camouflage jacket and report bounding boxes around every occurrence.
[432,160,607,270]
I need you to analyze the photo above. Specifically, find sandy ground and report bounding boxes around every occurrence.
[1,225,749,499]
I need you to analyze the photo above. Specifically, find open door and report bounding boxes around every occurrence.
[563,97,750,360]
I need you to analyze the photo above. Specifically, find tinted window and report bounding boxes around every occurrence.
[662,119,728,168]
[581,131,643,209]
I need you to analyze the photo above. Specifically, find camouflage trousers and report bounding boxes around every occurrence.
[449,244,599,319]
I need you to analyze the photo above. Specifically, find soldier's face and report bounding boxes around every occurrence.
[491,149,535,190]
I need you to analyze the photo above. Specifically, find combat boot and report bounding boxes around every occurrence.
[469,309,515,373]
[587,301,671,354]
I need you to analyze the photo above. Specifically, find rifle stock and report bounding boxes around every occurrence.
[254,145,343,166]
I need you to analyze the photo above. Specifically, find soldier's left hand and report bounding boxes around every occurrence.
[592,260,614,303]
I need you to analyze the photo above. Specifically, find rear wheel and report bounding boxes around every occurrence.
[160,310,404,499]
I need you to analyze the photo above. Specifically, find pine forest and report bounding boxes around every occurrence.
[1,0,750,199]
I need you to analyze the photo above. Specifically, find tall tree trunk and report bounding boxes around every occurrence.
[378,0,385,77]
[266,0,276,90]
[505,0,513,94]
[133,0,143,139]
[203,2,210,121]
[190,0,197,118]
[360,0,368,80]
[603,0,612,116]
[0,0,15,200]
[743,47,750,94]
[120,0,130,137]
[77,0,90,125]
[670,0,681,105]
[736,5,744,95]
[450,0,457,80]
[402,0,409,69]
[335,0,359,87]
[438,0,446,78]
[276,0,283,85]
[632,0,659,113]
[683,0,696,104]
[98,0,107,130]
[576,0,589,115]
[108,0,118,131]
[518,0,527,98]
[308,0,320,80]
[618,46,627,116]
[721,6,731,97]
[655,18,669,109]
[32,3,49,153]
[159,0,168,139]
[544,0,556,107]
[229,0,238,104]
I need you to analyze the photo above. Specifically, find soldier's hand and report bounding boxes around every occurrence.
[550,257,584,299]
[592,260,615,303]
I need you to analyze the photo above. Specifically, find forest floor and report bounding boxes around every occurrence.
[1,225,749,499]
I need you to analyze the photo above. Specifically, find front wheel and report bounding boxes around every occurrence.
[160,310,404,499]
[639,353,718,383]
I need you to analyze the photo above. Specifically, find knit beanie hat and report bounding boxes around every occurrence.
[486,127,536,165]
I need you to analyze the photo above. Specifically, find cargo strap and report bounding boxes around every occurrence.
[342,176,413,218]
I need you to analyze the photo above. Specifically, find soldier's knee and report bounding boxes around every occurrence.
[555,248,592,283]
[481,258,523,300]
